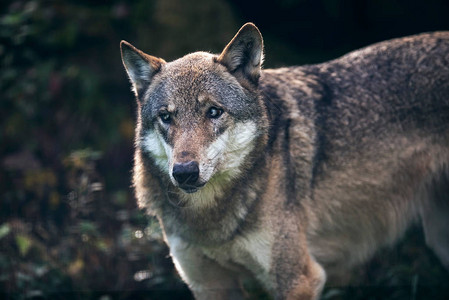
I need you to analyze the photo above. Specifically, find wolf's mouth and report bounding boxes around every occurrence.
[179,182,206,194]
[181,187,199,193]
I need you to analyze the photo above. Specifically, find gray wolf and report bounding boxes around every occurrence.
[120,23,449,299]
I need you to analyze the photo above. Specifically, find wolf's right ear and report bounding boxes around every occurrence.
[217,23,264,85]
[120,41,165,99]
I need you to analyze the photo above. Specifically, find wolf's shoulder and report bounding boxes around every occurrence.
[258,31,449,145]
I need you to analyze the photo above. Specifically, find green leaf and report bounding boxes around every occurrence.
[0,223,11,240]
[16,234,32,256]
[79,221,99,236]
[0,13,25,26]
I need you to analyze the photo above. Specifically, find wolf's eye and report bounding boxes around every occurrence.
[207,107,223,119]
[159,112,172,124]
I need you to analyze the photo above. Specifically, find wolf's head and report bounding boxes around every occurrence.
[121,23,268,201]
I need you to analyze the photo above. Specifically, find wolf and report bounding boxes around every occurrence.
[120,23,449,299]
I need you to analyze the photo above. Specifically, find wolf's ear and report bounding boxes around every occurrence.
[120,41,165,99]
[217,23,264,84]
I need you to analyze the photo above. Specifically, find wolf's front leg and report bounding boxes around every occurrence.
[166,235,244,300]
[270,212,326,300]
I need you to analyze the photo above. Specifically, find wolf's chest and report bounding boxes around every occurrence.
[201,229,274,287]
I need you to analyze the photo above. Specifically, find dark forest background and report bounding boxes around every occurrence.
[1,0,449,299]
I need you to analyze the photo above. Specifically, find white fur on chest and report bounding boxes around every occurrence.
[203,228,274,287]
[166,228,274,295]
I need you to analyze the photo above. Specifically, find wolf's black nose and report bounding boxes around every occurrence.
[172,161,199,186]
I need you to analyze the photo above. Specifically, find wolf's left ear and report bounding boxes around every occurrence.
[120,41,166,99]
[217,23,264,84]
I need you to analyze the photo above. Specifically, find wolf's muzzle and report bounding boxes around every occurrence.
[172,161,200,191]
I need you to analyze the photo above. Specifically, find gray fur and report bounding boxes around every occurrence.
[121,23,449,299]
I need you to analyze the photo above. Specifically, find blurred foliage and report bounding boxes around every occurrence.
[0,0,449,299]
